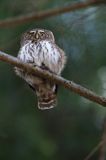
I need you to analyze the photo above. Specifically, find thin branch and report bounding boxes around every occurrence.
[0,0,105,28]
[83,141,104,160]
[99,118,106,160]
[0,50,106,107]
[84,118,106,160]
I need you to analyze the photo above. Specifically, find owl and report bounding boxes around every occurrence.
[15,28,67,110]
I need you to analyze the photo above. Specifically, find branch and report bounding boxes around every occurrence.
[0,50,106,107]
[84,118,106,160]
[99,118,106,160]
[0,0,105,28]
[83,141,104,160]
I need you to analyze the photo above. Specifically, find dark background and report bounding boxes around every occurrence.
[0,0,106,159]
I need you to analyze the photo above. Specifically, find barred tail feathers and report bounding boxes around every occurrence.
[36,84,58,110]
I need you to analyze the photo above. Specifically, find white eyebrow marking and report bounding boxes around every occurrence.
[30,31,36,33]
[38,30,44,32]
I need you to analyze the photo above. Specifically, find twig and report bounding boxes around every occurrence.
[84,141,104,160]
[0,50,106,107]
[84,118,106,160]
[0,0,105,28]
[99,118,106,160]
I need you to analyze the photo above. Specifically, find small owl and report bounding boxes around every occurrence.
[15,28,67,110]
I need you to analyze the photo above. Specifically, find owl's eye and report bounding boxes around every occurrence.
[39,32,44,37]
[30,31,35,34]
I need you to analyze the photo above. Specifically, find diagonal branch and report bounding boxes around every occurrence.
[0,0,105,28]
[0,50,106,107]
[84,118,106,160]
[99,118,106,160]
[84,141,104,160]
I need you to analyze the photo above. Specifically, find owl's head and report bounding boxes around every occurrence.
[21,28,55,45]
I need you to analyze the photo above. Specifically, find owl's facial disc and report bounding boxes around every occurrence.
[22,29,55,44]
[29,30,45,40]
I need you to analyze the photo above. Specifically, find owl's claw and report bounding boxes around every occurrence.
[41,63,49,70]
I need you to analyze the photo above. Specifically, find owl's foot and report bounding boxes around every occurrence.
[40,63,56,75]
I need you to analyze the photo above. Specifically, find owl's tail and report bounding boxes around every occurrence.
[36,83,58,110]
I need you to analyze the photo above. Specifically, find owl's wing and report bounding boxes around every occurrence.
[55,45,67,74]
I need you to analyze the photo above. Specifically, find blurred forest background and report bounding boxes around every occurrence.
[0,0,106,160]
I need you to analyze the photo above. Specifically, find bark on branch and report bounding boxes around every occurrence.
[0,0,105,28]
[0,50,106,107]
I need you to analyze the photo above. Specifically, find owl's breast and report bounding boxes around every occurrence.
[39,41,61,74]
[18,40,62,74]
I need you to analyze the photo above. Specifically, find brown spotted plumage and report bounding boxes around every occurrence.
[15,28,67,110]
